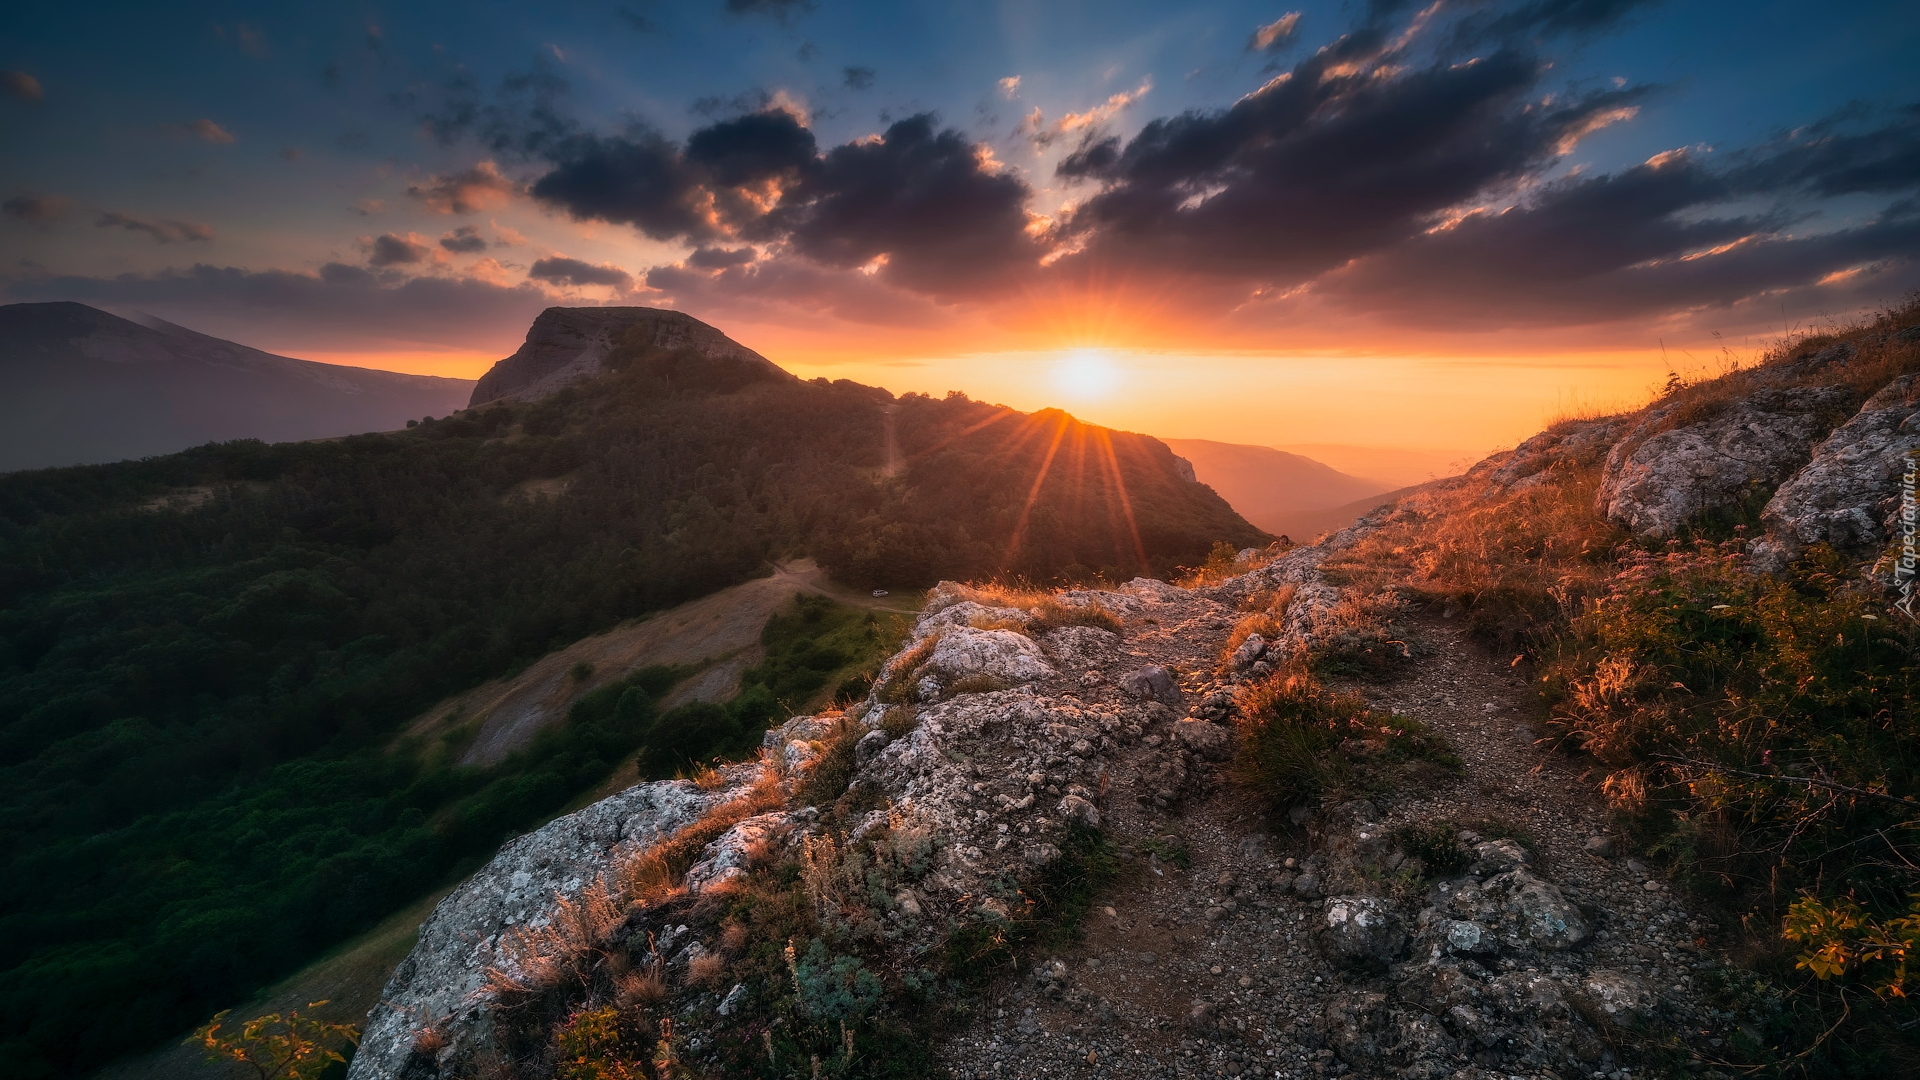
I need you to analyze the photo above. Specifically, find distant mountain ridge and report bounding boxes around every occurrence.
[0,301,473,473]
[1162,437,1395,538]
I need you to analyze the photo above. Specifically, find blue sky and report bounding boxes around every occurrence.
[3,1,1917,451]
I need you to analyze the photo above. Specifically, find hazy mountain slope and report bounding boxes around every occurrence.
[0,305,1261,1078]
[1160,437,1390,534]
[0,302,474,473]
[1259,481,1427,541]
[1272,442,1472,488]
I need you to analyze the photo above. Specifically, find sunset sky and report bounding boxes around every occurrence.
[4,0,1918,461]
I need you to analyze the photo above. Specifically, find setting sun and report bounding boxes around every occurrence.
[1049,348,1123,401]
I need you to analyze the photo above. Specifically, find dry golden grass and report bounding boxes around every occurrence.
[615,966,668,1008]
[687,952,728,987]
[615,771,784,905]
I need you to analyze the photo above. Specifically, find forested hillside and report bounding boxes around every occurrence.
[0,318,1262,1077]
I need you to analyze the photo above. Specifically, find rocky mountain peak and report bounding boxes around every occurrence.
[467,306,794,407]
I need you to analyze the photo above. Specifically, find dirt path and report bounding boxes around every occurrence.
[407,559,921,767]
[937,605,1720,1080]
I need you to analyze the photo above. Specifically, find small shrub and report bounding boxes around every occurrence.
[791,938,884,1021]
[190,1002,360,1080]
[1231,673,1361,808]
[1136,834,1192,871]
[1392,821,1467,878]
[553,1006,642,1080]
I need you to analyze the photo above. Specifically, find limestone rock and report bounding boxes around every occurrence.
[1752,373,1920,569]
[1319,896,1407,965]
[347,772,754,1080]
[921,625,1054,694]
[468,306,791,406]
[1117,664,1182,707]
[683,811,795,894]
[1597,386,1857,537]
[1172,717,1233,761]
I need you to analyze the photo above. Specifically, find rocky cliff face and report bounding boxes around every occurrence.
[467,306,794,407]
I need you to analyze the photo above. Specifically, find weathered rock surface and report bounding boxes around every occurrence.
[468,306,792,406]
[1597,387,1856,537]
[1118,664,1182,707]
[1752,372,1920,569]
[348,771,757,1080]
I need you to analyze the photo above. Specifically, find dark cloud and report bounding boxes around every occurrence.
[774,114,1045,296]
[367,232,432,265]
[1731,104,1920,198]
[1,263,555,353]
[529,256,634,289]
[1,70,43,102]
[407,161,518,214]
[96,211,215,243]
[1249,13,1301,52]
[688,246,757,269]
[4,193,68,222]
[1317,111,1920,326]
[1056,41,1649,281]
[685,110,818,186]
[843,66,875,91]
[532,129,709,238]
[531,109,819,242]
[439,225,489,253]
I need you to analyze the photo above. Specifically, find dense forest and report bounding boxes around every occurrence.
[0,328,1262,1077]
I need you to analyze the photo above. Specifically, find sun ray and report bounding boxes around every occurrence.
[1004,412,1072,568]
[1094,427,1149,572]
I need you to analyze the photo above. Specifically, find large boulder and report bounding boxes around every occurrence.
[1597,387,1857,537]
[1752,373,1920,570]
[918,625,1054,696]
[347,773,755,1080]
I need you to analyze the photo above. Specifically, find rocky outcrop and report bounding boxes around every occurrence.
[349,771,760,1080]
[1752,373,1920,570]
[467,306,792,406]
[1596,386,1856,537]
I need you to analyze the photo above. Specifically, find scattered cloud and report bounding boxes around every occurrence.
[2,70,43,102]
[528,255,634,288]
[1249,13,1302,52]
[617,6,659,33]
[172,119,237,144]
[279,145,302,160]
[350,199,386,216]
[96,211,215,243]
[366,232,434,265]
[407,161,518,214]
[4,193,68,222]
[998,75,1021,99]
[844,66,875,91]
[1022,79,1152,148]
[439,225,489,253]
